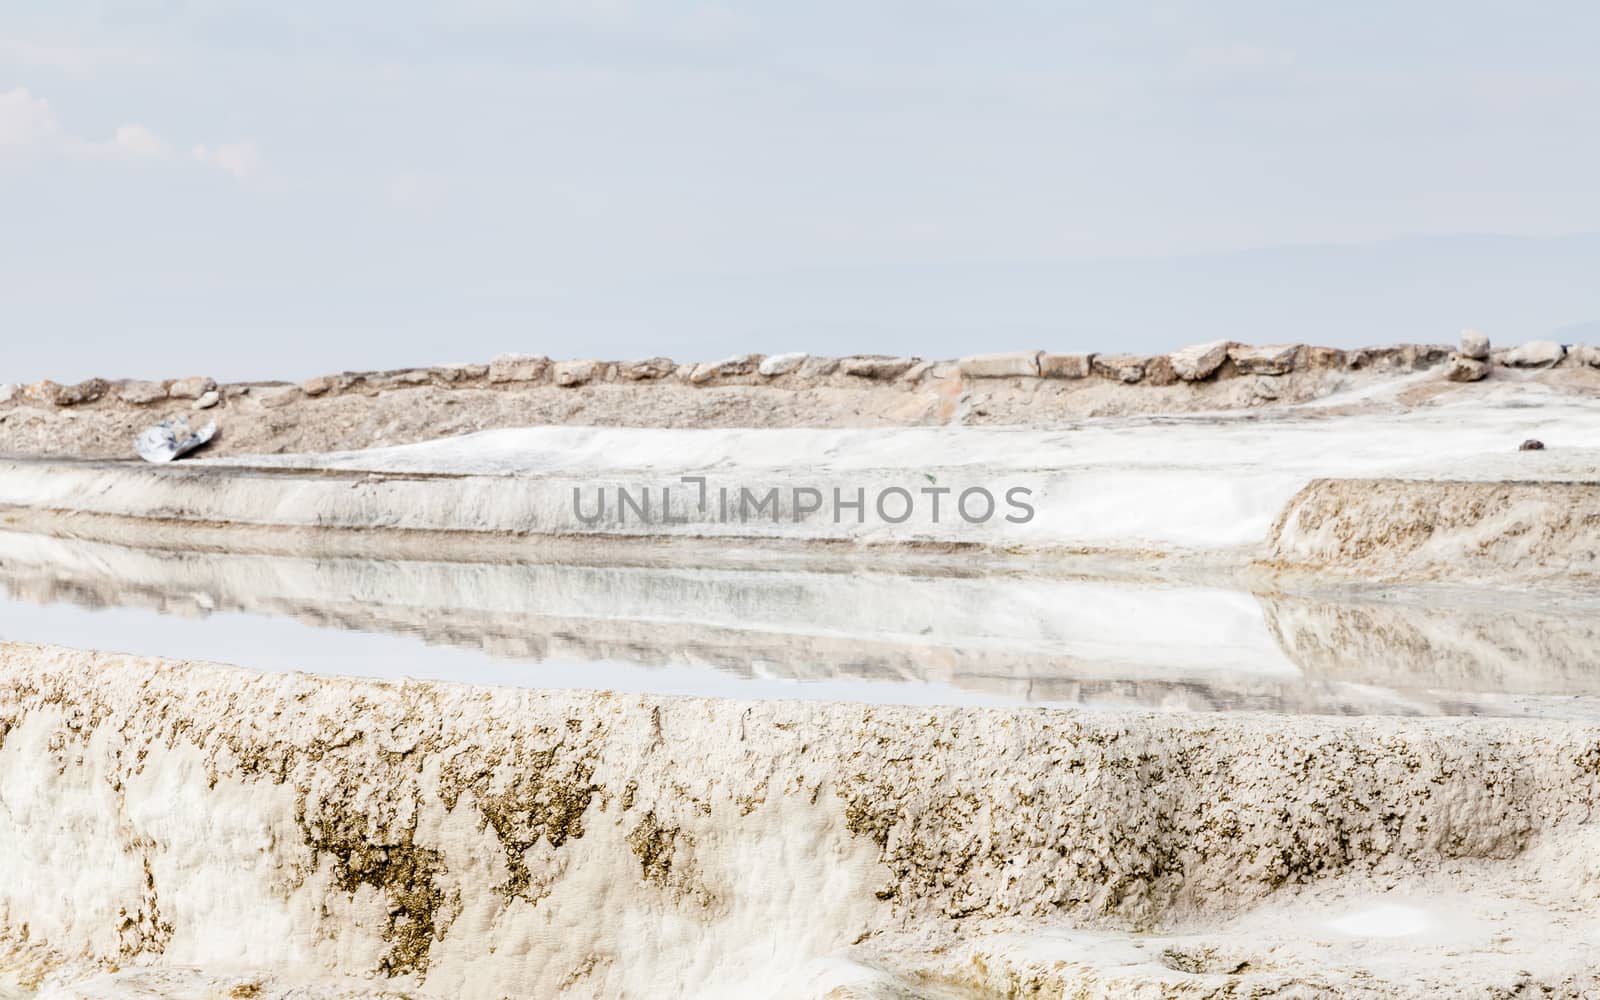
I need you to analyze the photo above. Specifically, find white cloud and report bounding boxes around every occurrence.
[191,139,262,179]
[2,87,169,163]
[109,123,168,158]
[0,86,61,149]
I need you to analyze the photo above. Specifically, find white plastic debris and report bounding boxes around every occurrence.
[134,416,216,463]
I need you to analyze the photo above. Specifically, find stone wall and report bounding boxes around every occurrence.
[0,342,1466,413]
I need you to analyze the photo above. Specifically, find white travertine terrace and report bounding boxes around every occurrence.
[3,644,1599,998]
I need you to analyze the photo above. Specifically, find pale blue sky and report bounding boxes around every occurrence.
[3,2,1598,381]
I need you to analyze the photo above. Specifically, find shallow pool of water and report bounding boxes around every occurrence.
[1,529,1597,718]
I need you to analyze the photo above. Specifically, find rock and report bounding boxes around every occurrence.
[553,360,602,387]
[167,376,217,400]
[1443,356,1489,382]
[798,357,840,378]
[1581,345,1600,368]
[1090,354,1146,383]
[437,363,489,382]
[192,390,220,409]
[757,352,808,377]
[0,384,15,405]
[1520,439,1545,451]
[1228,344,1299,376]
[118,380,168,405]
[958,353,1041,378]
[1168,340,1230,381]
[1459,329,1491,360]
[1408,344,1452,368]
[1252,376,1282,400]
[1501,340,1566,368]
[690,354,760,384]
[1039,353,1092,379]
[1142,354,1179,386]
[1345,346,1405,370]
[28,378,109,406]
[488,353,549,383]
[256,386,300,408]
[618,357,676,381]
[840,356,917,380]
[134,416,216,463]
[300,375,335,396]
[1302,346,1346,370]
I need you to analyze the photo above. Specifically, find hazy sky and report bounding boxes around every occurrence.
[3,2,1598,380]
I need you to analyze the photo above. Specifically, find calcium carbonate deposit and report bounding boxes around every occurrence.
[1,344,1598,998]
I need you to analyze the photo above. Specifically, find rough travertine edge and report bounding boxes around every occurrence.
[1262,478,1600,585]
[2,642,1599,998]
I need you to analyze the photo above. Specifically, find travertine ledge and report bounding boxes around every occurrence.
[2,642,1599,998]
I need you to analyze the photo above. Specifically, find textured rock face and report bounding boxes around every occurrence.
[553,360,603,387]
[618,357,676,380]
[1267,478,1600,585]
[838,356,916,380]
[1443,355,1489,382]
[1502,340,1566,368]
[117,380,168,405]
[1228,344,1298,376]
[1090,353,1145,383]
[757,352,807,377]
[3,643,1599,998]
[1459,329,1491,360]
[487,353,549,383]
[958,353,1040,378]
[167,376,217,400]
[1038,352,1091,378]
[1169,340,1230,381]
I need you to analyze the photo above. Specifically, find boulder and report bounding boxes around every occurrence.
[1443,356,1489,382]
[958,352,1041,378]
[488,353,549,383]
[1228,344,1299,376]
[0,384,15,405]
[618,357,676,380]
[193,390,221,409]
[1520,439,1545,451]
[840,356,918,379]
[1580,345,1600,368]
[1501,340,1566,368]
[1302,346,1346,370]
[1143,354,1179,386]
[1345,346,1406,370]
[168,376,217,400]
[1039,353,1092,379]
[1459,329,1491,360]
[1090,354,1146,383]
[438,363,489,381]
[1408,344,1452,368]
[256,385,301,408]
[1168,340,1230,381]
[27,378,108,406]
[553,360,603,387]
[300,375,336,396]
[690,354,760,384]
[118,380,168,405]
[798,356,840,377]
[757,352,808,377]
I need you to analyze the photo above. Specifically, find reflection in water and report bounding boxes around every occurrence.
[0,530,1596,717]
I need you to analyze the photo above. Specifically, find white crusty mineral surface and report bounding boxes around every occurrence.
[2,642,1599,998]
